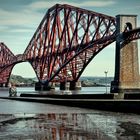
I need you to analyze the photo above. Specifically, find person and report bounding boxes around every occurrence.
[9,83,17,97]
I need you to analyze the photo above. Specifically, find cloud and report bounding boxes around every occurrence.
[0,7,43,51]
[0,0,116,32]
[0,0,116,55]
[0,8,43,27]
[28,0,115,10]
[0,25,9,31]
[10,28,34,33]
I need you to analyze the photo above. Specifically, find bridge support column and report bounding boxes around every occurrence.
[0,83,8,88]
[60,82,70,90]
[111,15,140,93]
[43,83,55,91]
[35,82,42,90]
[4,83,8,87]
[35,82,55,91]
[0,83,3,87]
[69,81,81,90]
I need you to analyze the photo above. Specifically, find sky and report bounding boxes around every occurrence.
[0,0,140,78]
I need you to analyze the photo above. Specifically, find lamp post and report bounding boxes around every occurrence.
[104,71,108,94]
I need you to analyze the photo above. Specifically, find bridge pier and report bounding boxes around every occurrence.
[111,15,140,93]
[69,81,81,90]
[0,83,3,87]
[0,83,8,87]
[35,82,55,91]
[5,82,8,87]
[60,82,70,90]
[60,81,81,90]
[35,82,42,90]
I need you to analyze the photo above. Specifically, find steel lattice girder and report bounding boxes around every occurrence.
[0,43,16,68]
[0,65,14,84]
[0,43,16,84]
[23,4,116,83]
[0,5,140,85]
[121,27,140,46]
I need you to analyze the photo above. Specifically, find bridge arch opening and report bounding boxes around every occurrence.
[10,62,37,87]
[124,22,133,31]
[81,43,115,81]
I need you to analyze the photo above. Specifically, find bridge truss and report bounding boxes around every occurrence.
[24,4,116,84]
[0,4,140,87]
[0,43,16,85]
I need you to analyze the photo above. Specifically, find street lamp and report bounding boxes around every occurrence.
[104,71,108,94]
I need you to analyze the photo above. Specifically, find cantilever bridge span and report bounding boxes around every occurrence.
[0,4,140,91]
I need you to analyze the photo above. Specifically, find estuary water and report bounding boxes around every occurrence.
[0,87,140,140]
[0,86,110,97]
[17,86,110,95]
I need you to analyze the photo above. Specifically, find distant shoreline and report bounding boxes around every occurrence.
[10,74,112,88]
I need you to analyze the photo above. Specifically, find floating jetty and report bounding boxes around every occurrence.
[1,93,140,114]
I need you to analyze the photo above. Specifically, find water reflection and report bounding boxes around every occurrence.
[0,113,114,140]
[0,113,140,140]
[34,113,111,140]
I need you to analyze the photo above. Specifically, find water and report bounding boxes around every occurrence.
[0,113,140,139]
[0,87,140,140]
[16,86,110,94]
[0,86,110,96]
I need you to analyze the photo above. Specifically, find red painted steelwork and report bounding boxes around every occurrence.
[23,4,116,83]
[122,27,140,46]
[0,4,140,86]
[0,43,16,85]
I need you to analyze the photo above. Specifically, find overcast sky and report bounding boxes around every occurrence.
[0,0,140,78]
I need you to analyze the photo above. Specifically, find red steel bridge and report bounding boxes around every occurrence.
[0,4,140,91]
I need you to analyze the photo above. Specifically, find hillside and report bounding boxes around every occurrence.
[80,76,113,86]
[9,75,35,86]
[9,75,113,87]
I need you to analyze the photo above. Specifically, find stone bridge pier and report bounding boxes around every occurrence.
[111,15,140,93]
